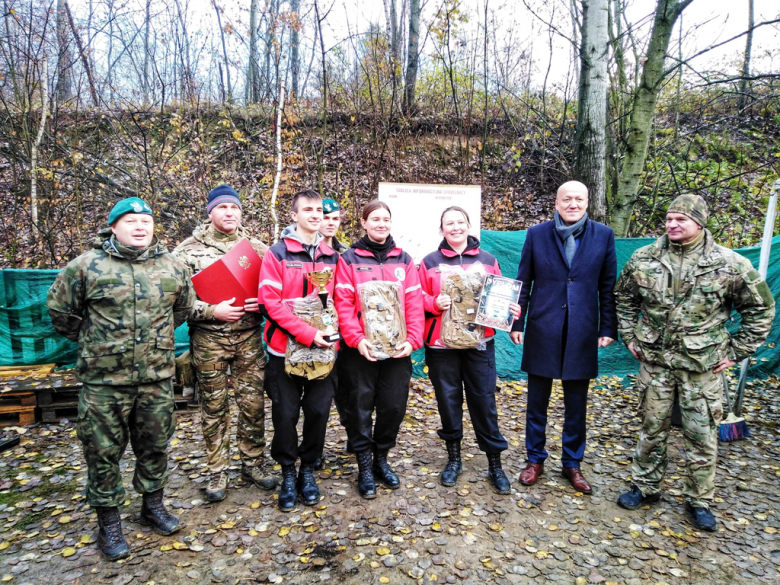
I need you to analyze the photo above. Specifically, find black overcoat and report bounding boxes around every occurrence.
[511,219,617,380]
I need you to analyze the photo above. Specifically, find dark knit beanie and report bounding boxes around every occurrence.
[207,185,242,213]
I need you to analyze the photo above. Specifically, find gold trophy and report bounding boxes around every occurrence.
[306,268,341,343]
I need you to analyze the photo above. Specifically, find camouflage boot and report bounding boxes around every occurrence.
[96,506,130,561]
[205,471,228,502]
[141,489,182,536]
[242,464,279,490]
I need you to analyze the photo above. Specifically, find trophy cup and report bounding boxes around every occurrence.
[306,268,341,343]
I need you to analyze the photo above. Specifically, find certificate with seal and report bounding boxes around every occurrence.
[474,274,522,332]
[191,238,262,305]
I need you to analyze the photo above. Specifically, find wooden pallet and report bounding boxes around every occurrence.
[0,391,37,426]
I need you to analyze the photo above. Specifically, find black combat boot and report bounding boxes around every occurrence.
[373,449,400,489]
[278,465,297,512]
[297,462,320,506]
[355,451,377,499]
[96,506,130,561]
[487,453,511,495]
[141,489,182,536]
[440,440,463,487]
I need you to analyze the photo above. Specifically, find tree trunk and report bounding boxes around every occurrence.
[610,0,692,236]
[248,0,260,102]
[314,0,328,194]
[403,0,421,113]
[143,0,151,104]
[30,59,49,244]
[574,0,609,223]
[290,0,300,99]
[64,1,99,107]
[737,0,754,110]
[213,0,232,103]
[55,0,73,102]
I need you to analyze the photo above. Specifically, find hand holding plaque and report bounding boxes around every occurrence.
[306,268,341,343]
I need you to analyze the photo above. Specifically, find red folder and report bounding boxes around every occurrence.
[191,239,262,305]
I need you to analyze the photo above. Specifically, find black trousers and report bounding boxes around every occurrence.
[331,355,350,429]
[339,345,412,453]
[265,355,334,467]
[426,340,508,453]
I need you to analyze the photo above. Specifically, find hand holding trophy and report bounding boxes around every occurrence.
[306,268,341,343]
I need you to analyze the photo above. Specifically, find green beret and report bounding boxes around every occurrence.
[322,198,340,214]
[108,197,153,225]
[667,194,708,227]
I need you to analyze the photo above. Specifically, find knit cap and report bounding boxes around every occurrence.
[207,185,242,213]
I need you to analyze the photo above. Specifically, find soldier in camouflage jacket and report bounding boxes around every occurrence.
[173,185,276,502]
[614,194,775,532]
[47,197,194,560]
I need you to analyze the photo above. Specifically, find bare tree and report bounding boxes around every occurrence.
[610,0,694,236]
[403,0,421,113]
[738,0,754,110]
[247,0,261,102]
[574,0,609,223]
[290,0,301,99]
[56,0,74,102]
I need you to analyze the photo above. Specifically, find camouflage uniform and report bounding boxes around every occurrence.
[47,229,194,507]
[615,226,774,508]
[173,222,269,472]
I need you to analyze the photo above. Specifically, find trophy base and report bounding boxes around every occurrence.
[324,332,341,343]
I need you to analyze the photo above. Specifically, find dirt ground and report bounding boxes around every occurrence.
[1,374,779,585]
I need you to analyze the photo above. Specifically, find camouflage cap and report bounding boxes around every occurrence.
[322,198,340,214]
[667,194,708,227]
[108,197,153,225]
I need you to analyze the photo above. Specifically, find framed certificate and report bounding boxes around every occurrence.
[474,275,522,332]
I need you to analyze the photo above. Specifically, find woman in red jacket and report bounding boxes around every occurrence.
[334,200,424,499]
[419,206,519,494]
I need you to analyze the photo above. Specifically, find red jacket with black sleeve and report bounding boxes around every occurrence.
[258,229,340,356]
[334,246,425,350]
[419,237,501,348]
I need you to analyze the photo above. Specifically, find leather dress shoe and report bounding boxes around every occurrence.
[561,467,592,494]
[519,462,544,486]
[685,503,717,532]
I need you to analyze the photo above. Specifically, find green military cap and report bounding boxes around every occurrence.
[667,194,708,227]
[322,198,340,214]
[108,197,153,225]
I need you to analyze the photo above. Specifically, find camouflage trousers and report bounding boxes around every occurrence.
[77,380,175,507]
[631,361,724,508]
[191,327,267,472]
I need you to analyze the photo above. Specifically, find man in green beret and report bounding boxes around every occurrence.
[320,198,348,253]
[47,197,195,560]
[614,194,775,531]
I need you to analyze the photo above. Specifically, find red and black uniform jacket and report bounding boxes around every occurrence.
[334,246,425,350]
[419,236,501,348]
[258,232,339,356]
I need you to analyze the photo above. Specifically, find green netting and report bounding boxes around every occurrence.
[0,269,190,367]
[2,232,778,378]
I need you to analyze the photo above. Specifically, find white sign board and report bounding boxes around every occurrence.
[378,183,482,264]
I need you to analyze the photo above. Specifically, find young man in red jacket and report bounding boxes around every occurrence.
[258,190,339,511]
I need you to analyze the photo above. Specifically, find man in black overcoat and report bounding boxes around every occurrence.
[510,181,617,494]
